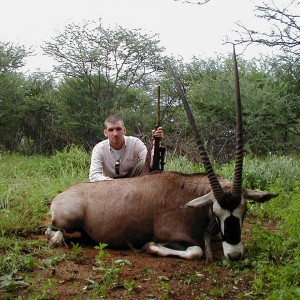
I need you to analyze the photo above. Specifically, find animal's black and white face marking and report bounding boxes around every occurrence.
[213,197,246,261]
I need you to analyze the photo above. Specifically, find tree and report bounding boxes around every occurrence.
[53,75,156,150]
[0,42,30,151]
[0,41,30,73]
[41,20,166,150]
[165,55,300,162]
[43,20,165,104]
[54,75,113,149]
[231,0,300,59]
[19,72,61,154]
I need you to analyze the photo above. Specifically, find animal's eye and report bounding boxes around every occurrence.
[213,202,228,218]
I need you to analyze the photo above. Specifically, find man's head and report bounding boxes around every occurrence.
[104,115,126,150]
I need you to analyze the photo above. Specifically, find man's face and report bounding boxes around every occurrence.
[104,121,126,150]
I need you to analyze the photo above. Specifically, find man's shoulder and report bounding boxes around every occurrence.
[93,140,109,151]
[125,136,146,152]
[125,136,144,144]
[125,135,140,141]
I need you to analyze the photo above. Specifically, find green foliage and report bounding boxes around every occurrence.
[42,254,67,267]
[175,55,300,162]
[55,75,112,148]
[123,279,136,299]
[250,252,300,299]
[165,155,204,173]
[0,237,49,295]
[0,71,26,151]
[0,42,33,152]
[218,155,299,192]
[1,36,299,158]
[18,72,61,154]
[44,145,90,181]
[43,20,164,85]
[156,277,171,300]
[86,243,121,298]
[68,242,84,263]
[0,146,89,236]
[0,41,29,73]
[0,271,30,293]
[55,77,155,149]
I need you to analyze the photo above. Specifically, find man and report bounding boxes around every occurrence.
[89,115,164,181]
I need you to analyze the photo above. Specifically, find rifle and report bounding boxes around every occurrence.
[152,85,166,171]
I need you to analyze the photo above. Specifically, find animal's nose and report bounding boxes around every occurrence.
[228,252,243,261]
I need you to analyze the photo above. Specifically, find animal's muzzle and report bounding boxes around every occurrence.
[223,241,244,261]
[228,252,243,261]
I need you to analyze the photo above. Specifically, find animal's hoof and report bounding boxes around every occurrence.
[140,242,158,254]
[45,227,55,240]
[147,242,160,254]
[186,246,203,260]
[48,231,64,248]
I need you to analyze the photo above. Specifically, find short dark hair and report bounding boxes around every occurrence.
[104,115,124,128]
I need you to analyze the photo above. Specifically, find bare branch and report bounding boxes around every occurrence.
[173,0,210,5]
[226,0,300,58]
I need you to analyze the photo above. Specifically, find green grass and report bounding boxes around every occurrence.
[0,146,90,236]
[0,147,299,299]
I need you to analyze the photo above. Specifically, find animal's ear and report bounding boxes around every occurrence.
[184,192,214,208]
[244,189,278,203]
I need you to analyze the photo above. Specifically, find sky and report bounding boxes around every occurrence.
[0,0,285,73]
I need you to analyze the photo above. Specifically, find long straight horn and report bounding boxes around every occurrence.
[232,45,244,198]
[167,62,224,201]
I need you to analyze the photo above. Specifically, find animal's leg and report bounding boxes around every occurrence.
[145,242,203,260]
[45,227,66,248]
[126,240,139,252]
[204,218,220,262]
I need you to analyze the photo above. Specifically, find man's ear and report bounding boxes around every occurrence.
[104,128,108,137]
[123,127,126,134]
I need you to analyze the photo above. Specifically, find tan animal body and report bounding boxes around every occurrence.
[47,171,276,261]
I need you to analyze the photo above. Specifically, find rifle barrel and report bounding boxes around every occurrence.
[157,85,161,128]
[153,85,161,171]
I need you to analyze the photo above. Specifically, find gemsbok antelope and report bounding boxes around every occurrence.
[46,47,278,261]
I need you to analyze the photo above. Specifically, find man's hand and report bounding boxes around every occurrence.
[152,127,164,140]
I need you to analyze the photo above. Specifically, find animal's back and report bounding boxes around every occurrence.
[50,172,212,248]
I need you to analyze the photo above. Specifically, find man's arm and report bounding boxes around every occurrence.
[89,145,112,182]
